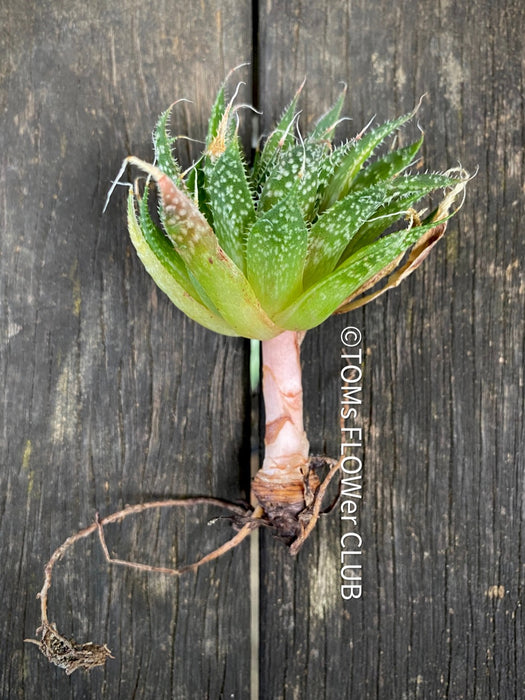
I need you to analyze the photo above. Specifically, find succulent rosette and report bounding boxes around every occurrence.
[125,81,468,341]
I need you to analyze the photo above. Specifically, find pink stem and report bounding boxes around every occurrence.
[252,331,314,519]
[260,330,309,472]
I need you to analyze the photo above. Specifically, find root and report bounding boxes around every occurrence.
[25,496,258,674]
[252,455,343,548]
[289,456,342,555]
[25,622,114,676]
[27,457,341,674]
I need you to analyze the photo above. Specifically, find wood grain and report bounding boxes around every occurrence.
[1,0,524,698]
[257,1,525,698]
[0,1,252,697]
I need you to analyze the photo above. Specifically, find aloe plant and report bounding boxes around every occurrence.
[123,77,467,546]
[28,76,469,675]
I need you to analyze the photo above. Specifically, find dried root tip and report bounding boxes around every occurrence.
[26,622,113,675]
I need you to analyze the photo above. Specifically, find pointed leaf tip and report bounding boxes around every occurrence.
[309,85,347,141]
[153,103,184,182]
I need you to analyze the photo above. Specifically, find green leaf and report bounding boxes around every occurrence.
[129,159,281,339]
[308,86,347,142]
[140,187,223,315]
[127,191,238,336]
[385,172,460,198]
[303,184,387,287]
[204,138,255,271]
[252,82,304,189]
[206,85,226,146]
[185,159,214,225]
[350,135,423,190]
[153,106,181,182]
[257,144,303,213]
[342,173,460,258]
[246,194,308,315]
[138,188,195,297]
[258,142,328,218]
[275,217,450,331]
[295,143,330,219]
[320,110,417,211]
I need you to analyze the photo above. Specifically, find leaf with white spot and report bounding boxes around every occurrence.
[127,190,237,336]
[252,83,303,189]
[257,145,303,213]
[350,135,424,190]
[295,143,330,219]
[258,142,328,218]
[153,107,181,182]
[138,187,195,296]
[185,160,213,224]
[308,86,347,142]
[320,110,418,211]
[246,195,308,315]
[128,158,281,338]
[303,184,387,287]
[343,172,460,257]
[385,172,460,199]
[276,215,452,332]
[204,137,255,271]
[139,188,221,315]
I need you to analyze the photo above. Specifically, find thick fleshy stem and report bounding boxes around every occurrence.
[252,330,321,538]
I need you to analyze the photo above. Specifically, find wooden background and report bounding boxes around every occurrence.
[1,1,524,698]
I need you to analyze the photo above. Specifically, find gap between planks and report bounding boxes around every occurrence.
[249,338,261,700]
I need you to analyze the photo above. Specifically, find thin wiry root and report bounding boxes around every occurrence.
[27,459,341,674]
[26,496,257,674]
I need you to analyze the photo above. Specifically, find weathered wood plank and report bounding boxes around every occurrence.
[3,1,525,698]
[0,1,252,697]
[257,1,525,698]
